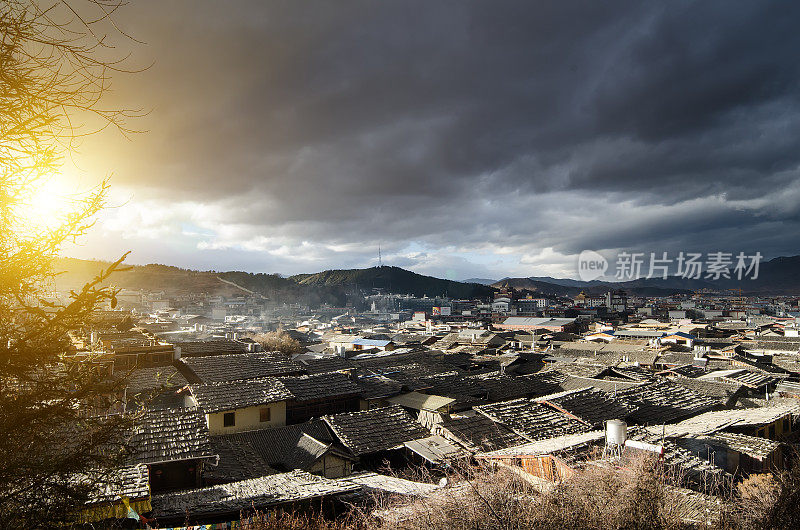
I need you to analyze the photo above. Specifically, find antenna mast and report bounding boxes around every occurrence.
[378,245,382,267]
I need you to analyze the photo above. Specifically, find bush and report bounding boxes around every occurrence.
[241,455,800,530]
[249,330,304,355]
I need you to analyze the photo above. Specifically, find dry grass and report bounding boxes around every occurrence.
[720,454,800,530]
[367,456,690,530]
[243,455,800,530]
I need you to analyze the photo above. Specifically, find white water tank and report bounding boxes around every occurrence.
[606,419,627,446]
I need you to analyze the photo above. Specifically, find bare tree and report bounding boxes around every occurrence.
[0,1,143,526]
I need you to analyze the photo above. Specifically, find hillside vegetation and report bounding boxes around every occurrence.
[52,259,494,304]
[291,266,494,299]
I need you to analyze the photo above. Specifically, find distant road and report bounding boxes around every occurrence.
[216,275,264,298]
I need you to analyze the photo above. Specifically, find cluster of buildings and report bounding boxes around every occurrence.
[67,285,800,527]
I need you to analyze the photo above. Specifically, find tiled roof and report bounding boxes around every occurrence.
[538,387,635,428]
[363,359,464,384]
[467,371,564,402]
[657,403,799,436]
[729,355,789,374]
[618,380,720,425]
[355,375,404,400]
[606,366,653,381]
[390,333,431,344]
[501,317,576,327]
[627,427,727,482]
[720,370,777,389]
[129,408,214,465]
[289,434,339,469]
[772,356,800,373]
[684,431,782,459]
[323,405,430,456]
[751,338,800,352]
[206,436,278,483]
[181,352,303,383]
[661,364,709,378]
[544,362,608,378]
[340,471,439,496]
[437,413,527,452]
[475,398,592,442]
[669,376,742,400]
[189,377,293,413]
[403,435,471,464]
[657,352,698,366]
[173,339,251,356]
[124,365,187,395]
[557,375,642,393]
[279,372,362,402]
[86,464,150,505]
[476,430,605,458]
[300,356,358,374]
[417,373,489,400]
[150,470,361,519]
[215,420,337,472]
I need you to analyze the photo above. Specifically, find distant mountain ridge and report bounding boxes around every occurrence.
[462,278,497,285]
[495,255,800,296]
[54,254,800,302]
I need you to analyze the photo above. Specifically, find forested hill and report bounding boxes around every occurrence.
[52,259,495,301]
[290,266,495,299]
[52,258,233,294]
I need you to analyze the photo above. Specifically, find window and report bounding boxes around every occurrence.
[259,407,271,422]
[223,412,235,427]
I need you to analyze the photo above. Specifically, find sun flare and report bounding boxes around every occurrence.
[18,177,77,232]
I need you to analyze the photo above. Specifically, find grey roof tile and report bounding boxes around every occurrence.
[300,356,358,374]
[437,414,527,452]
[124,365,188,395]
[279,372,362,402]
[539,387,636,428]
[189,377,293,413]
[618,380,720,425]
[129,408,214,465]
[85,464,150,505]
[150,470,361,519]
[213,420,341,472]
[181,352,303,383]
[474,398,592,441]
[323,405,430,456]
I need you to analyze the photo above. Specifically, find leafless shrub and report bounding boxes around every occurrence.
[360,454,690,530]
[240,454,800,530]
[720,454,800,530]
[249,330,304,355]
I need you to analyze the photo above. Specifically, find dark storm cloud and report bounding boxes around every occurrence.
[86,0,800,275]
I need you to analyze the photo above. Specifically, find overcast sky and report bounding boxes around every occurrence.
[61,0,800,280]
